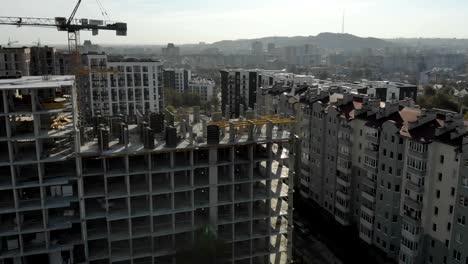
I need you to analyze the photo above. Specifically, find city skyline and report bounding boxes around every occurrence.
[1,0,467,45]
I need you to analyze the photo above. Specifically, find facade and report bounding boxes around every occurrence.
[0,47,31,78]
[0,75,295,264]
[30,46,59,76]
[82,54,163,118]
[161,43,180,64]
[188,78,215,103]
[366,81,418,103]
[259,84,468,264]
[163,68,191,93]
[220,69,262,118]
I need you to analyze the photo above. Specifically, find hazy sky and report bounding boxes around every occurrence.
[0,0,466,46]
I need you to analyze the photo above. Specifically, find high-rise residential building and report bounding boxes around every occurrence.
[161,43,180,64]
[251,42,264,56]
[30,46,59,76]
[82,54,163,118]
[220,69,263,118]
[258,84,468,264]
[188,78,215,103]
[0,75,295,264]
[163,68,191,93]
[0,47,31,78]
[366,81,418,103]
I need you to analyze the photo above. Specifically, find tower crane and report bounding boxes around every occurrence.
[0,0,127,53]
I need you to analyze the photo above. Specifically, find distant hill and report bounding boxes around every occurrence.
[210,32,394,52]
[387,38,468,48]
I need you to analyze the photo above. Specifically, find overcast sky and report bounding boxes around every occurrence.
[0,0,466,46]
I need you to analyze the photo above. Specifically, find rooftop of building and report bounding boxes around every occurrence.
[0,75,75,90]
[80,113,295,157]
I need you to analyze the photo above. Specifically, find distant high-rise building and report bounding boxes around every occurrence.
[0,46,31,77]
[267,43,276,54]
[82,54,163,118]
[188,78,216,102]
[162,43,180,64]
[30,46,59,76]
[220,69,263,118]
[163,68,191,93]
[251,41,264,56]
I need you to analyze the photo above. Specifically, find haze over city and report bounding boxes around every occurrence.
[1,0,467,45]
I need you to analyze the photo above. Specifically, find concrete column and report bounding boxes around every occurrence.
[266,120,273,139]
[248,121,254,141]
[229,123,235,143]
[239,104,244,117]
[225,105,230,120]
[188,125,194,146]
[202,118,207,138]
[209,149,218,226]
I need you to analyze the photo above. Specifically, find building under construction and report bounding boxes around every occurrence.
[0,76,296,264]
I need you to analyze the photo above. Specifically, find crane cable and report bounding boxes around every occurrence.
[95,0,112,22]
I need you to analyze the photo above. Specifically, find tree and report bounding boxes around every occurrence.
[424,85,435,96]
[175,226,230,264]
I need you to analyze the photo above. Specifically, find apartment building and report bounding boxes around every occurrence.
[220,69,264,118]
[0,47,31,78]
[0,75,295,264]
[0,75,79,264]
[163,68,191,93]
[29,46,59,76]
[82,54,163,118]
[188,78,215,103]
[259,82,468,264]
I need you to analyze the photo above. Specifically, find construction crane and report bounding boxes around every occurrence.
[208,115,297,128]
[0,1,127,53]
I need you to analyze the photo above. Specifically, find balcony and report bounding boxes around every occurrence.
[364,147,378,159]
[361,190,376,203]
[365,133,379,144]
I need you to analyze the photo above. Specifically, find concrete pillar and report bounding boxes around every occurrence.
[180,120,187,139]
[266,120,273,139]
[239,104,244,117]
[193,106,200,123]
[188,125,194,146]
[248,121,254,141]
[229,122,235,142]
[209,149,218,226]
[225,105,230,120]
[202,118,207,138]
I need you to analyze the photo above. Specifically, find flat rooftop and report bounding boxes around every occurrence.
[80,120,294,156]
[0,76,75,90]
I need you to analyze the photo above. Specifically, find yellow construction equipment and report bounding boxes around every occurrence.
[209,115,296,128]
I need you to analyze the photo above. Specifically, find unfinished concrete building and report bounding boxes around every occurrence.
[0,75,295,264]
